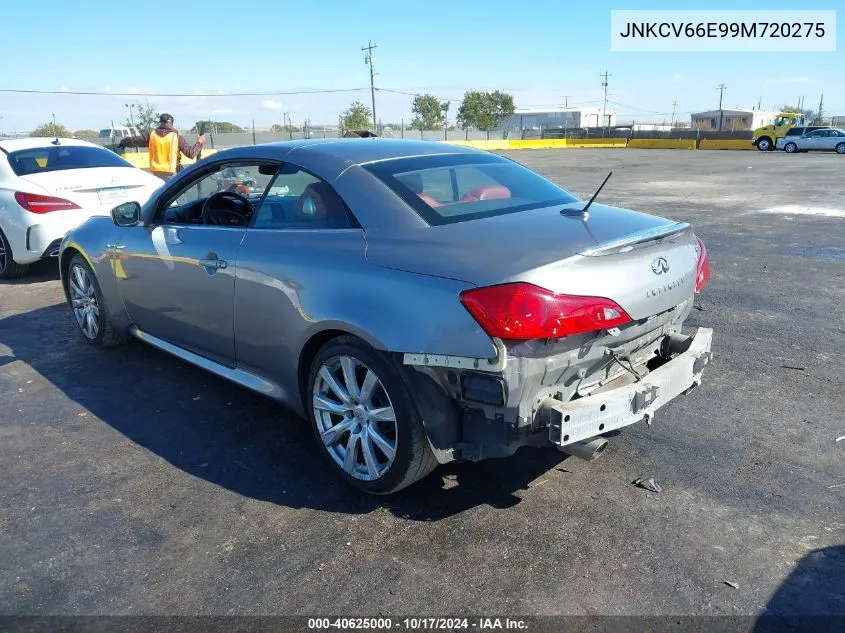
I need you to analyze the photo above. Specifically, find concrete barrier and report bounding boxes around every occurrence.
[627,138,696,150]
[444,140,511,151]
[506,138,569,149]
[699,139,754,151]
[567,138,628,148]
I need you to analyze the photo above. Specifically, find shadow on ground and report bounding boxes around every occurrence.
[753,545,845,632]
[0,304,568,522]
[0,259,61,285]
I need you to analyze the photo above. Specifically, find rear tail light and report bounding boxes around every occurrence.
[460,282,631,340]
[694,236,710,292]
[14,192,80,214]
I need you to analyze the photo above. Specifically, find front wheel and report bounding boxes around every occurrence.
[784,142,798,153]
[756,137,773,151]
[67,254,125,347]
[836,143,845,155]
[306,336,437,494]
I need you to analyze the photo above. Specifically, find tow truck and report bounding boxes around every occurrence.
[753,112,806,151]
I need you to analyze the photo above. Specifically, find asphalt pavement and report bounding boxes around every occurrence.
[1,149,843,619]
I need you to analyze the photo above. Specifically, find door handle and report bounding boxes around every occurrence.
[198,258,227,269]
[164,227,183,245]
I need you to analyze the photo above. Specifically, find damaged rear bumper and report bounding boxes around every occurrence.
[543,327,713,447]
[403,299,711,463]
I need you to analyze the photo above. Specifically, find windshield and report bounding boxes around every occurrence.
[7,145,132,176]
[365,153,578,226]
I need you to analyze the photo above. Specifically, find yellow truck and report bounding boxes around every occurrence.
[752,112,806,151]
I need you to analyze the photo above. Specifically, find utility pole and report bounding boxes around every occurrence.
[562,95,571,108]
[362,41,378,131]
[671,100,678,128]
[600,71,611,131]
[816,94,824,124]
[717,83,727,131]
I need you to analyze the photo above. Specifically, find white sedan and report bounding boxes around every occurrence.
[0,137,163,279]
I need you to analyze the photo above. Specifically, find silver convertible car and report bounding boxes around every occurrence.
[59,139,713,494]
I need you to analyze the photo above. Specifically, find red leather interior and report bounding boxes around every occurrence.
[417,193,442,207]
[460,185,512,202]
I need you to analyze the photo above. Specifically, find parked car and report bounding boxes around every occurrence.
[775,126,833,151]
[0,138,163,279]
[779,128,845,154]
[58,139,713,494]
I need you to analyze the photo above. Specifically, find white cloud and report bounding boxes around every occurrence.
[671,74,687,83]
[262,99,283,110]
[766,76,813,84]
[102,86,145,95]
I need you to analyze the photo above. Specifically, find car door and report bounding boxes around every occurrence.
[233,162,366,404]
[113,161,278,366]
[820,129,844,151]
[801,130,826,150]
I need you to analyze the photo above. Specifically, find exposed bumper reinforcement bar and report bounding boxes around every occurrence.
[543,327,713,447]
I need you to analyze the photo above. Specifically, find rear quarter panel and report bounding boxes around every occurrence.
[233,228,496,410]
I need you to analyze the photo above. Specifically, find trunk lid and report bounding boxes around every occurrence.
[19,167,159,213]
[365,202,698,320]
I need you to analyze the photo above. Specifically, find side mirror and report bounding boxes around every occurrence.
[112,201,141,227]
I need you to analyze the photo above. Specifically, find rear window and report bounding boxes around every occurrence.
[7,145,132,176]
[365,153,578,226]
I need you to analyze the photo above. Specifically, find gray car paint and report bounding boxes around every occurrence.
[60,139,703,457]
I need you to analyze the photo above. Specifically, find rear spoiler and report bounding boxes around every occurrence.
[577,222,691,256]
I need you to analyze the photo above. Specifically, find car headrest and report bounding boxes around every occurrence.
[295,182,348,226]
[460,185,512,202]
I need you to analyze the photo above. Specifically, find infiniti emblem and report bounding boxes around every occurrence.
[651,257,670,275]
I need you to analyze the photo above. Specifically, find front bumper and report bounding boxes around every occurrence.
[545,327,713,447]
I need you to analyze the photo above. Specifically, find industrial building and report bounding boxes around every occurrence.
[500,107,617,131]
[690,109,780,132]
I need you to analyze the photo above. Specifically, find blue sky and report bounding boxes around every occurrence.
[0,0,841,132]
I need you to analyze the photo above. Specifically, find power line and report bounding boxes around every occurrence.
[600,71,611,128]
[362,41,378,130]
[0,87,369,97]
[717,83,727,131]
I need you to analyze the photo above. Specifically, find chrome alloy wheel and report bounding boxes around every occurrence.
[69,263,100,340]
[312,355,398,481]
[0,237,7,273]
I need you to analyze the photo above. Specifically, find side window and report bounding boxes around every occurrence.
[251,164,355,230]
[157,162,278,224]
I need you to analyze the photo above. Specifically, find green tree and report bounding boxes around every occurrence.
[192,120,245,134]
[31,122,71,137]
[125,101,159,131]
[456,90,515,139]
[342,100,372,131]
[74,129,99,138]
[410,93,450,130]
[271,123,300,132]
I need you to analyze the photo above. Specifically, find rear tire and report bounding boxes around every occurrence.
[306,335,438,494]
[0,228,30,280]
[784,142,798,154]
[836,143,845,155]
[756,137,773,151]
[67,254,126,347]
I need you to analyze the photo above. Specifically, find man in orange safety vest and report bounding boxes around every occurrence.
[119,113,205,181]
